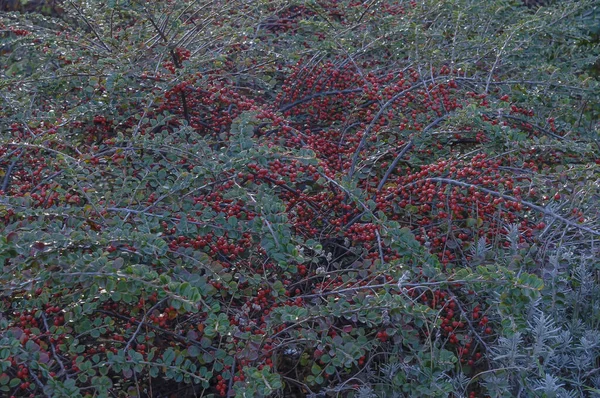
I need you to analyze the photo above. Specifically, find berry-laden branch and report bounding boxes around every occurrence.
[424,177,600,236]
[375,114,449,194]
[279,88,363,113]
[349,80,428,180]
[145,11,192,127]
[2,0,598,396]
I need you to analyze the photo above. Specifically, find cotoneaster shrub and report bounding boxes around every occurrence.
[0,0,599,397]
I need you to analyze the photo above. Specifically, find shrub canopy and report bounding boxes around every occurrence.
[1,0,599,397]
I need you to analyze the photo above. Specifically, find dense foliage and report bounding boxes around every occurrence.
[1,0,599,397]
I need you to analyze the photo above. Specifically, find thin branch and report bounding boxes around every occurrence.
[1,149,24,192]
[41,313,69,378]
[445,289,491,359]
[28,371,52,398]
[495,113,565,140]
[145,11,192,126]
[31,171,64,193]
[278,89,363,113]
[425,177,600,236]
[298,278,516,301]
[376,141,413,193]
[68,1,112,53]
[454,77,592,92]
[124,298,168,353]
[349,80,427,179]
[318,171,382,228]
[344,116,446,231]
[258,174,321,212]
[227,357,236,396]
[263,217,281,249]
[375,229,385,264]
[584,366,600,379]
[97,309,215,353]
[485,30,515,93]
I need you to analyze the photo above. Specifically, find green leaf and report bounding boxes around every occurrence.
[311,363,321,376]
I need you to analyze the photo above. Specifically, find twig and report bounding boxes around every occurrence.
[375,229,385,264]
[299,275,541,301]
[485,29,515,93]
[376,141,414,193]
[584,366,600,379]
[445,289,491,360]
[41,313,69,378]
[124,298,168,353]
[263,217,280,249]
[245,192,280,249]
[31,171,64,193]
[495,113,564,140]
[96,309,214,353]
[374,114,449,197]
[1,149,24,192]
[258,174,321,212]
[227,357,236,395]
[317,171,381,227]
[374,114,448,197]
[29,371,52,398]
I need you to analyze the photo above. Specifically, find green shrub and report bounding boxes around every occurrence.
[1,0,598,397]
